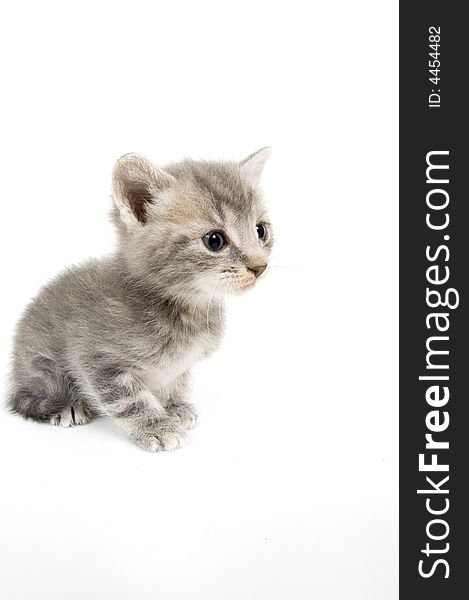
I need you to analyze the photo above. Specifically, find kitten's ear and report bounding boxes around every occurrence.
[112,153,175,225]
[240,147,272,187]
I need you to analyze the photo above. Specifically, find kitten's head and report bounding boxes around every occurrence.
[112,149,273,301]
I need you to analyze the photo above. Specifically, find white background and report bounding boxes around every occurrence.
[0,1,398,599]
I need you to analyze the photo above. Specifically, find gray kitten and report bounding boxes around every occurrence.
[7,149,273,451]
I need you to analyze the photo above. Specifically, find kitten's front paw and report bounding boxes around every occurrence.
[166,402,198,429]
[132,421,188,452]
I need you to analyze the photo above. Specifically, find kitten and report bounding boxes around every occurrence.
[7,149,273,451]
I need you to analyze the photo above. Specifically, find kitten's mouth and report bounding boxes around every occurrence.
[236,280,256,293]
[220,272,260,295]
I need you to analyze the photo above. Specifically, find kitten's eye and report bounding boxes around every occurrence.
[203,231,227,252]
[256,223,268,241]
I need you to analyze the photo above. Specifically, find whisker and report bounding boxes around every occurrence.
[268,264,300,272]
[206,289,217,343]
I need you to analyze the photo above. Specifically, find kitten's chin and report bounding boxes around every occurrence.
[192,276,257,298]
[222,280,256,296]
[236,281,256,294]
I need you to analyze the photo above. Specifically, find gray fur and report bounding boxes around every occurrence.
[7,149,272,451]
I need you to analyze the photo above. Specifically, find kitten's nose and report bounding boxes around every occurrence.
[248,264,267,278]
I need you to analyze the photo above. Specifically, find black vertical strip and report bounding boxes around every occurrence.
[400,3,467,598]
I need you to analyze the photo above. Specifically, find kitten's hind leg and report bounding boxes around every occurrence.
[9,355,71,422]
[50,399,95,427]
